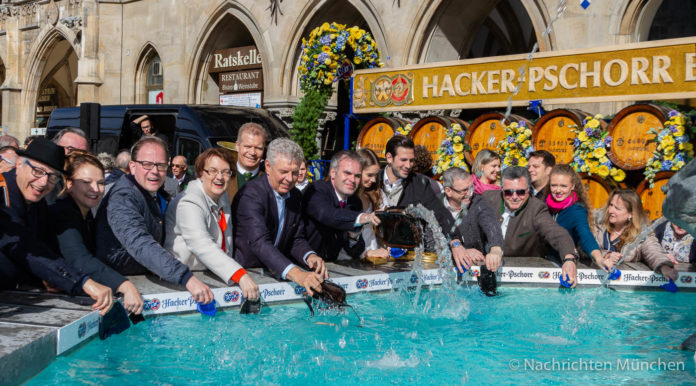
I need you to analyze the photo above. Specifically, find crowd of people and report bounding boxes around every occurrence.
[0,122,688,316]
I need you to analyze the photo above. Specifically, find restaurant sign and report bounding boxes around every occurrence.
[210,45,262,73]
[219,69,263,93]
[352,37,696,113]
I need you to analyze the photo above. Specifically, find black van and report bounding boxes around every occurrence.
[46,104,289,166]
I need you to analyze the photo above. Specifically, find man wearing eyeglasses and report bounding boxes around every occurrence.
[0,138,114,315]
[442,167,503,273]
[483,166,579,287]
[168,155,194,194]
[96,136,214,305]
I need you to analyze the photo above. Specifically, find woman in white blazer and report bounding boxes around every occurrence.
[165,148,259,300]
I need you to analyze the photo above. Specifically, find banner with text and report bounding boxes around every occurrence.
[352,37,696,113]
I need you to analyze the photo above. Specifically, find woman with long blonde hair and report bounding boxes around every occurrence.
[593,189,677,281]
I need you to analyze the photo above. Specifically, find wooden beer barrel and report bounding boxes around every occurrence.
[579,173,625,210]
[357,117,409,158]
[607,104,672,170]
[636,171,674,221]
[532,109,602,164]
[410,116,469,162]
[464,113,529,164]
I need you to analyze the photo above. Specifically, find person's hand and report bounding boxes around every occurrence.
[358,212,381,226]
[82,278,114,316]
[604,252,622,267]
[185,276,214,305]
[667,253,680,266]
[238,274,259,301]
[660,265,679,282]
[289,267,323,296]
[451,244,470,273]
[485,249,502,272]
[307,254,328,279]
[561,258,578,288]
[366,248,390,259]
[117,281,144,315]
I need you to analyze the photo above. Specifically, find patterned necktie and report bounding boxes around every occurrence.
[217,208,227,252]
[244,172,253,179]
[339,200,346,208]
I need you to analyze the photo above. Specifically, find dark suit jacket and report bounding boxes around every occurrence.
[482,190,576,258]
[232,174,313,279]
[384,171,456,238]
[302,180,365,261]
[168,172,195,194]
[226,170,265,205]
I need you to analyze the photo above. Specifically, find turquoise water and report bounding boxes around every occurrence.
[28,286,696,385]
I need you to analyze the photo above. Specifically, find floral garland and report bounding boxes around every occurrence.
[644,110,694,187]
[434,122,469,174]
[298,22,383,93]
[497,120,532,167]
[571,115,626,182]
[395,124,412,136]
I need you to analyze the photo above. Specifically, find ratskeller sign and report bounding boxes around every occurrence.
[351,37,696,113]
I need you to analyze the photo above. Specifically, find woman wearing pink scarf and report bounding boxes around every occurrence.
[471,149,501,195]
[546,164,609,270]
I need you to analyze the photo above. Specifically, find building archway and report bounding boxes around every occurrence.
[280,0,388,98]
[187,3,264,105]
[135,44,164,104]
[417,0,539,63]
[23,25,80,131]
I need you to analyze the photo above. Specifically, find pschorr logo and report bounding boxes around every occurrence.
[355,279,368,289]
[410,274,419,284]
[77,322,86,338]
[681,275,693,284]
[144,298,160,311]
[224,291,240,303]
[538,271,550,279]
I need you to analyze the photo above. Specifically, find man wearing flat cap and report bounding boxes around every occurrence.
[0,138,114,314]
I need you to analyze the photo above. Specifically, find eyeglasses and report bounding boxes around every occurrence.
[24,159,61,184]
[171,164,186,168]
[0,155,15,166]
[449,185,474,196]
[203,168,233,178]
[133,160,169,172]
[503,189,528,197]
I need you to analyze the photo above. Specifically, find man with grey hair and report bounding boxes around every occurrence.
[52,127,88,154]
[232,138,327,295]
[105,150,130,187]
[483,166,578,287]
[0,146,17,173]
[442,167,503,272]
[0,135,19,149]
[302,150,380,261]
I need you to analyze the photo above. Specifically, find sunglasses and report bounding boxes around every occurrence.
[503,189,528,197]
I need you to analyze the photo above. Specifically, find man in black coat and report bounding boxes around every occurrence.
[381,135,468,265]
[0,138,113,314]
[232,138,327,295]
[303,150,379,261]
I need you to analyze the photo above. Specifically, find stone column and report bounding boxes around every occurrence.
[74,0,101,103]
[0,10,24,140]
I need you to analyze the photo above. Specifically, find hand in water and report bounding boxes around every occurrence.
[561,260,577,288]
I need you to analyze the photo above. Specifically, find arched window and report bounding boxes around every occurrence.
[136,46,163,104]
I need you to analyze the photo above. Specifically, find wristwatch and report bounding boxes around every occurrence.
[451,240,462,248]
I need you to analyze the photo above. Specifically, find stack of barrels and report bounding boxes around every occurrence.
[356,103,690,220]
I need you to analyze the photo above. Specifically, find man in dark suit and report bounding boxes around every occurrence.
[232,138,327,295]
[303,150,380,261]
[482,166,578,287]
[527,150,555,199]
[168,155,195,193]
[381,135,469,267]
[225,122,268,202]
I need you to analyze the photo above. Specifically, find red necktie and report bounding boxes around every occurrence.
[217,208,227,252]
[339,200,346,208]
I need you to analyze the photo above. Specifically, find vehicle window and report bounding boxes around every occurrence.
[177,137,201,172]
